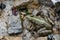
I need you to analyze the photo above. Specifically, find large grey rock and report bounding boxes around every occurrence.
[8,13,22,34]
[0,21,8,36]
[47,34,60,40]
[8,27,22,34]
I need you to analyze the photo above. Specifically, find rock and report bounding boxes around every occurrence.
[0,26,8,36]
[23,29,32,40]
[0,3,6,10]
[55,3,60,17]
[51,0,57,5]
[27,0,39,9]
[8,27,22,35]
[38,0,54,7]
[37,37,47,40]
[0,14,8,36]
[53,27,59,34]
[53,34,60,40]
[0,36,3,39]
[51,0,60,5]
[30,37,35,40]
[55,2,60,7]
[47,34,54,40]
[8,12,22,35]
[0,36,7,40]
[47,34,60,40]
[14,0,30,6]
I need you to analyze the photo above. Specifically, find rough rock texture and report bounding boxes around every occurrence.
[0,0,25,35]
[0,0,60,40]
[8,13,22,34]
[47,34,60,40]
[38,0,54,7]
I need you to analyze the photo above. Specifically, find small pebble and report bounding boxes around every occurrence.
[0,3,6,10]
